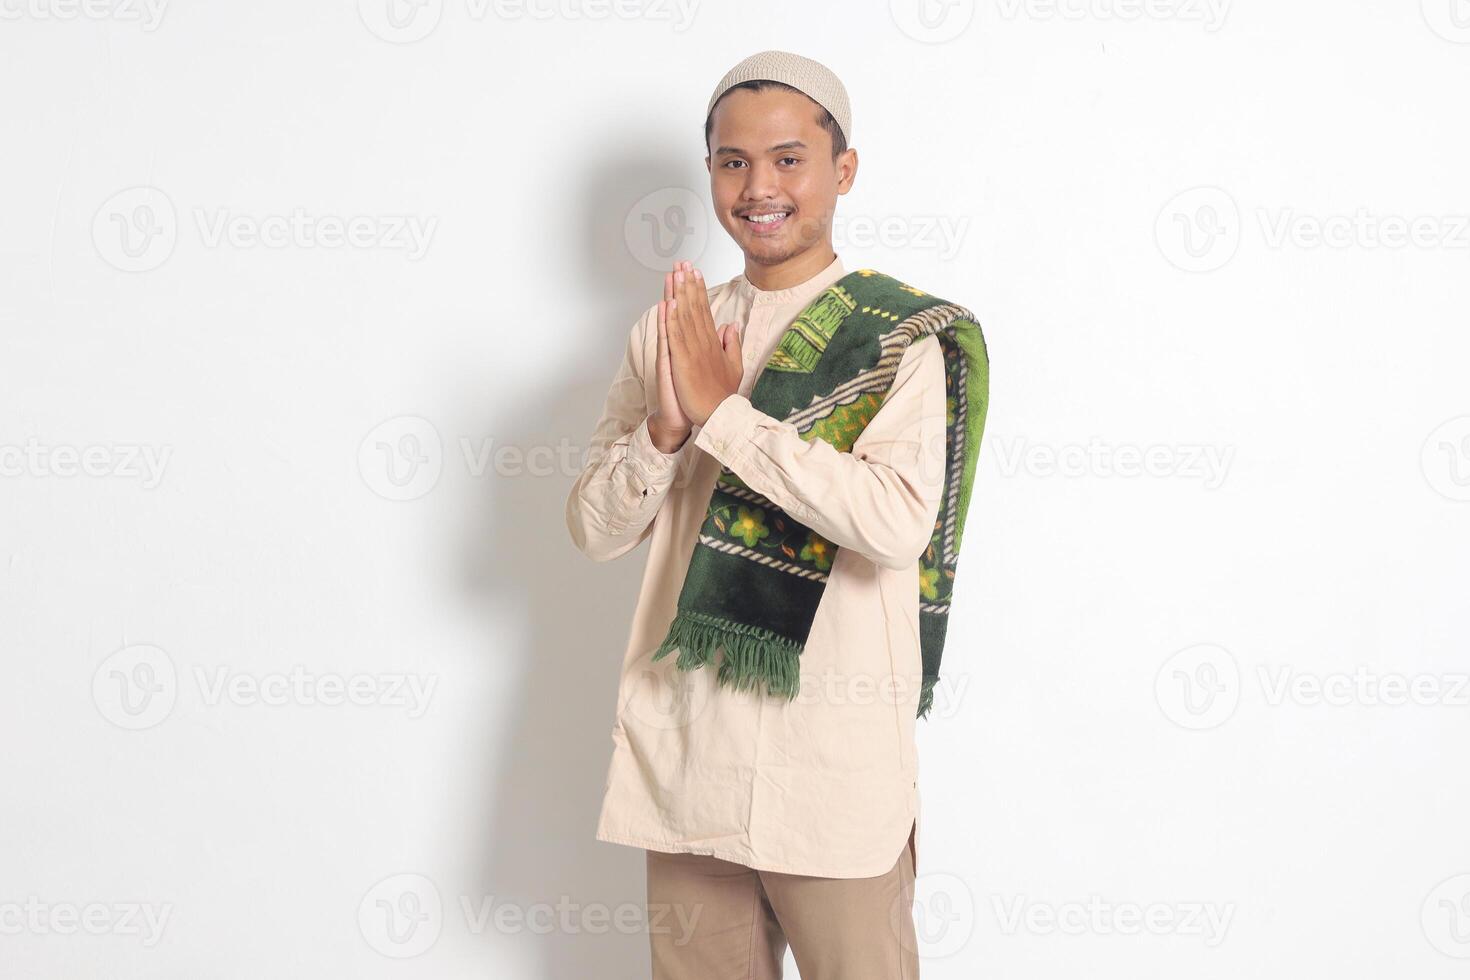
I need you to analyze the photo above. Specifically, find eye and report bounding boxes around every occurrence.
[723,160,747,169]
[779,156,801,166]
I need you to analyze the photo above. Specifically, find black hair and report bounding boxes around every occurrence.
[703,79,848,160]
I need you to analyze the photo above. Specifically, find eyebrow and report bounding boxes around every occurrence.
[713,140,808,157]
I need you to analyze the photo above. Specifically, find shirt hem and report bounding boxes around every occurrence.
[597,809,917,880]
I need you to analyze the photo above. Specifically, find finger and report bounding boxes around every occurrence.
[656,299,668,368]
[671,270,692,342]
[664,270,673,304]
[673,268,715,356]
[666,296,689,362]
[671,267,685,322]
[690,268,717,332]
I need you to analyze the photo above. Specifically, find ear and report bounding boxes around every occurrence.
[837,147,858,194]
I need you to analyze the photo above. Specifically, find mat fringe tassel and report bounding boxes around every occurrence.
[652,610,803,700]
[655,611,942,719]
[917,674,938,720]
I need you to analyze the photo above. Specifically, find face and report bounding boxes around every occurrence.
[705,87,857,267]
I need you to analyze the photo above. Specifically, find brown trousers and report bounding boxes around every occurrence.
[644,822,919,979]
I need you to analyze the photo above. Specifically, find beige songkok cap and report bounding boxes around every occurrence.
[705,50,852,146]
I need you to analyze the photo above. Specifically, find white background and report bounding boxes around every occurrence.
[3,0,1468,977]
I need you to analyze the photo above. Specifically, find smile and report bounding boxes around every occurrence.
[741,210,791,233]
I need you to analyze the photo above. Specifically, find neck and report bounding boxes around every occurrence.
[742,245,837,292]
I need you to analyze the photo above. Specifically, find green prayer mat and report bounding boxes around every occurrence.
[652,268,989,719]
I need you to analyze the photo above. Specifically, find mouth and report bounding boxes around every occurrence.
[739,208,793,235]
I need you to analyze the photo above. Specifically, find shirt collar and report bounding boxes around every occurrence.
[732,253,846,307]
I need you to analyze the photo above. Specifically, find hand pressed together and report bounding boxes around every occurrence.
[651,260,743,433]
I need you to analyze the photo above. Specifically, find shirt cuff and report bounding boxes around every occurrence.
[627,415,682,496]
[693,392,761,468]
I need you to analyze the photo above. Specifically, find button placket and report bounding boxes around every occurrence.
[741,303,770,389]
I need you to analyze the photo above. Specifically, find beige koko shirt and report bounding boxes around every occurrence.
[566,253,948,878]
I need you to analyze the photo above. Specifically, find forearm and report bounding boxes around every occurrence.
[647,413,691,455]
[566,414,683,561]
[692,338,947,571]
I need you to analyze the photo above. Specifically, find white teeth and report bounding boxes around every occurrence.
[745,212,789,224]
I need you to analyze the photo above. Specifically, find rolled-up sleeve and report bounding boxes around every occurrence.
[693,334,947,571]
[565,305,685,562]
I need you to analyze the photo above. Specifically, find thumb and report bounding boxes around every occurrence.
[720,322,742,360]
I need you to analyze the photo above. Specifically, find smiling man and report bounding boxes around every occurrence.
[566,50,990,978]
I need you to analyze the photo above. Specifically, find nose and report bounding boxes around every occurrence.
[739,159,782,204]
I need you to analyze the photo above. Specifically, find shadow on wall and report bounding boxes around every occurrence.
[450,145,714,979]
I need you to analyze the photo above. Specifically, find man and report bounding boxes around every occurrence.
[566,50,988,979]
